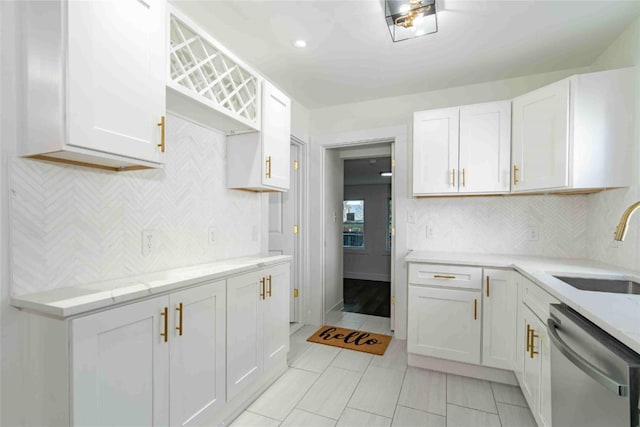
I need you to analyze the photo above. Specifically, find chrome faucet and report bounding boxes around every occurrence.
[614,201,640,241]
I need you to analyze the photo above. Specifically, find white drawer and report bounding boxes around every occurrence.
[520,276,559,320]
[408,263,483,290]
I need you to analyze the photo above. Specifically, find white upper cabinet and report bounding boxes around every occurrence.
[20,0,166,171]
[413,101,511,196]
[512,68,634,193]
[227,81,291,192]
[459,102,511,194]
[413,108,459,195]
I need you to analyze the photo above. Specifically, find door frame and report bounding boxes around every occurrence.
[290,136,307,324]
[313,125,408,338]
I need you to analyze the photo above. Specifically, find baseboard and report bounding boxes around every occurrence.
[326,299,344,314]
[408,353,518,386]
[344,272,391,282]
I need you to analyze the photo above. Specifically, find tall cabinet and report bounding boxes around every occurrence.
[20,0,166,170]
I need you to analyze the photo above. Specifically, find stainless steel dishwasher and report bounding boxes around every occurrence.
[547,304,640,427]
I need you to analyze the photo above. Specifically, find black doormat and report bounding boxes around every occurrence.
[343,278,390,318]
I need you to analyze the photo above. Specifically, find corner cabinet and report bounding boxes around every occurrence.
[481,269,517,370]
[19,0,166,171]
[512,68,634,193]
[72,280,226,426]
[227,81,292,192]
[413,101,511,196]
[227,263,290,400]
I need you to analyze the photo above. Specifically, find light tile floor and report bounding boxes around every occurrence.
[231,311,536,427]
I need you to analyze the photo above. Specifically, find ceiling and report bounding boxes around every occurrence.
[171,0,640,109]
[344,157,392,186]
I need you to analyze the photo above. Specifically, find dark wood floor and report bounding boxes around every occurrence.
[343,278,390,318]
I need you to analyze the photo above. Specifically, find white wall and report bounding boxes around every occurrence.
[344,184,392,282]
[323,149,344,314]
[586,17,640,271]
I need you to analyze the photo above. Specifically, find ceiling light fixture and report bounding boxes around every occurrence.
[385,0,437,42]
[380,171,393,177]
[293,39,307,48]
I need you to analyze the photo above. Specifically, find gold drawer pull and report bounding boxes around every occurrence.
[513,164,519,185]
[451,169,456,187]
[160,306,168,343]
[260,277,266,300]
[267,275,272,297]
[266,156,272,178]
[486,276,490,297]
[462,168,466,187]
[473,299,478,320]
[529,329,539,359]
[434,274,456,279]
[176,302,183,336]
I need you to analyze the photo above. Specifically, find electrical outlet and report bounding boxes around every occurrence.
[527,225,539,241]
[142,229,156,256]
[426,223,435,239]
[208,227,217,246]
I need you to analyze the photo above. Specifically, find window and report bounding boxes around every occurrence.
[343,200,364,248]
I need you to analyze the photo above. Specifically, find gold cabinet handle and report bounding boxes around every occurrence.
[462,168,466,187]
[260,277,266,300]
[529,328,539,359]
[473,299,478,320]
[526,324,532,352]
[161,306,168,343]
[513,164,519,185]
[176,302,183,336]
[267,275,272,297]
[266,156,272,178]
[157,116,165,153]
[434,274,456,279]
[451,168,456,187]
[486,276,490,297]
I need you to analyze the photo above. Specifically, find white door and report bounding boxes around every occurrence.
[324,149,344,317]
[512,79,570,191]
[262,81,291,190]
[268,143,299,322]
[226,271,264,401]
[263,264,290,371]
[408,286,481,364]
[413,108,459,195]
[67,0,165,163]
[71,296,170,426]
[481,269,517,370]
[459,101,511,193]
[169,281,226,426]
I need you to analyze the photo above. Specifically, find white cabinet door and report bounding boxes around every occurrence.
[512,80,570,191]
[482,269,517,370]
[169,281,226,426]
[459,102,511,193]
[71,296,170,426]
[227,271,264,400]
[413,108,459,195]
[67,0,165,163]
[262,81,291,190]
[263,264,290,371]
[408,285,481,364]
[514,279,526,383]
[520,305,539,409]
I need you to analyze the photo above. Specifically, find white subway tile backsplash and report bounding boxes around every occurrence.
[10,115,262,296]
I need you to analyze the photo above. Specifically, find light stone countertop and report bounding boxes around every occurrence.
[406,251,640,354]
[11,255,292,318]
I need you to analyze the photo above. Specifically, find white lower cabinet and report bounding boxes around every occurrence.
[72,280,226,426]
[515,275,555,427]
[408,285,481,364]
[227,264,290,400]
[481,269,517,370]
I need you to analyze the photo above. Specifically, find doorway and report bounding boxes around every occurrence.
[323,141,394,331]
[343,157,392,318]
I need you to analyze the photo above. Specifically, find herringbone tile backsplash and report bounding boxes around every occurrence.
[10,115,261,296]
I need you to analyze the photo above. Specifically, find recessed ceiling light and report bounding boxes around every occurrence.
[293,40,307,48]
[380,171,392,177]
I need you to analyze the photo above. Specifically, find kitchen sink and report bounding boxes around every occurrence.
[553,276,640,295]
